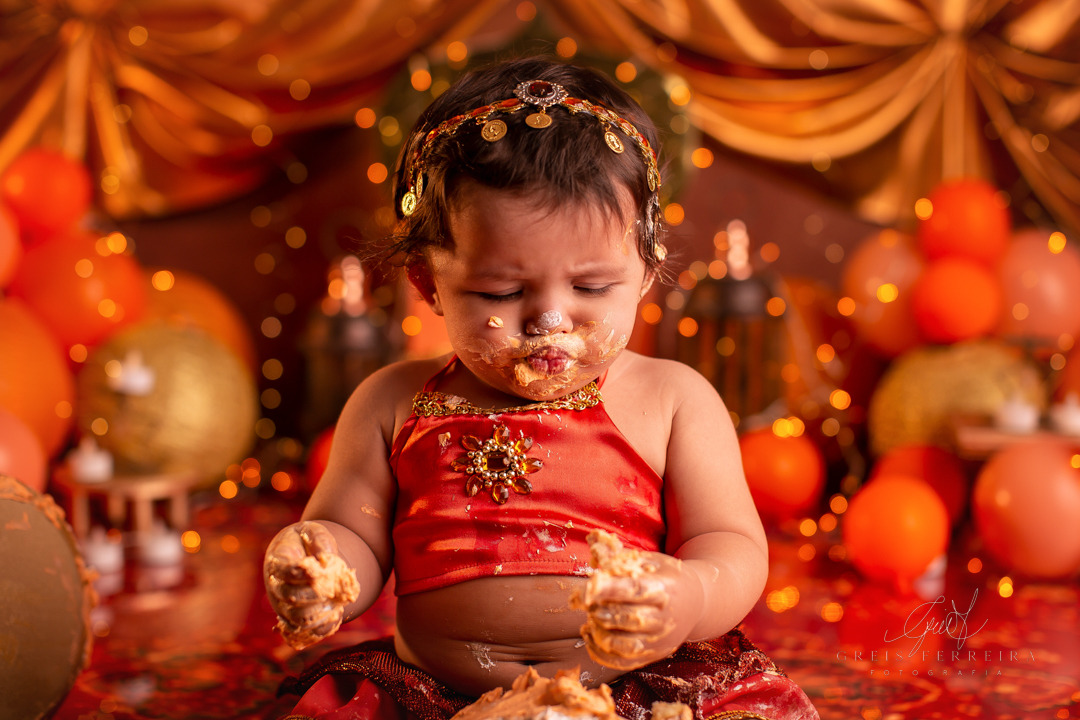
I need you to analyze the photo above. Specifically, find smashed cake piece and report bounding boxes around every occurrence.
[570,530,671,670]
[451,667,692,720]
[275,552,360,650]
[451,667,621,720]
[571,530,665,608]
[649,702,692,720]
[585,529,651,578]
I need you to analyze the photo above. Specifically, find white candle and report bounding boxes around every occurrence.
[994,394,1040,434]
[137,523,184,566]
[81,526,124,575]
[1050,393,1080,435]
[67,437,114,484]
[106,350,156,396]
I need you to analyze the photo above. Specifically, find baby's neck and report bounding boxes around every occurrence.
[437,357,601,409]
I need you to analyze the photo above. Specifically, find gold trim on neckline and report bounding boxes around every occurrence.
[412,382,602,417]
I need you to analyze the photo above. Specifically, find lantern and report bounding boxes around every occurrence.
[300,256,393,437]
[677,220,785,425]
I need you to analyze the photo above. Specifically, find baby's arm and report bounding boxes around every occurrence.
[264,365,409,647]
[578,362,768,669]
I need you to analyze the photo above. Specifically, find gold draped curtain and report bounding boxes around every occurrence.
[1,0,1077,232]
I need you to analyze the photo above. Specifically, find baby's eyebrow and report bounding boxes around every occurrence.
[464,267,520,281]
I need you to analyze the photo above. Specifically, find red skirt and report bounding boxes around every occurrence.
[278,630,819,720]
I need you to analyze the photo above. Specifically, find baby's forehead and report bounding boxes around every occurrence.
[448,179,638,222]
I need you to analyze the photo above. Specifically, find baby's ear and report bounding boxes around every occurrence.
[639,269,657,300]
[407,261,443,316]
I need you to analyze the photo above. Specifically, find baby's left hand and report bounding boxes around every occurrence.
[572,533,705,671]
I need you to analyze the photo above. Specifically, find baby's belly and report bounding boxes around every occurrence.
[393,575,622,697]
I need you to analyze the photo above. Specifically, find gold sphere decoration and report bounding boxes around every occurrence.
[76,322,258,486]
[868,340,1045,456]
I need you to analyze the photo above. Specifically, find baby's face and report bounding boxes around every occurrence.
[423,182,653,401]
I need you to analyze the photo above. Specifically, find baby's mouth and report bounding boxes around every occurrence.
[525,346,573,376]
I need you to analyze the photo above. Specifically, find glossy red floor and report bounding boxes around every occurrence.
[54,492,1080,720]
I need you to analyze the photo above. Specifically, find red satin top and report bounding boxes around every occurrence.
[389,359,666,596]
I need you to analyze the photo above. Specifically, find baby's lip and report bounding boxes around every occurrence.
[525,346,573,376]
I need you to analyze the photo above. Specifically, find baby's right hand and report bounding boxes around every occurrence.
[264,521,360,649]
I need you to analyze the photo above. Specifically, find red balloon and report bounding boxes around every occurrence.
[973,439,1080,579]
[843,475,949,592]
[739,427,825,520]
[870,444,968,526]
[0,203,21,288]
[0,298,75,455]
[0,408,47,492]
[997,228,1080,347]
[911,258,1002,343]
[305,426,335,492]
[0,148,92,239]
[840,230,923,357]
[8,228,146,349]
[917,178,1010,267]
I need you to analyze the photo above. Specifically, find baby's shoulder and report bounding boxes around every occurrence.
[615,351,718,398]
[341,355,451,425]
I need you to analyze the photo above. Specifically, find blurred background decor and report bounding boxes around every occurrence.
[1,1,1079,718]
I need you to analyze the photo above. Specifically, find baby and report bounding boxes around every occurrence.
[265,57,818,720]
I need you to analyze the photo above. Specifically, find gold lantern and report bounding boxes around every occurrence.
[677,221,785,426]
[300,256,393,437]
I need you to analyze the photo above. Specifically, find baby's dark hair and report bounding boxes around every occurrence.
[386,56,666,272]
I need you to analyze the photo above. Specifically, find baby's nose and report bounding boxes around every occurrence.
[525,309,568,335]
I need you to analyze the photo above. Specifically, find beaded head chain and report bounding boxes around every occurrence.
[398,79,666,264]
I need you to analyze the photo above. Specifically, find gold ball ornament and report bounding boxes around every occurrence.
[76,322,258,486]
[868,340,1045,456]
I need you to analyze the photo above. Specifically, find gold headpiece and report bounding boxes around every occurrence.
[398,80,663,223]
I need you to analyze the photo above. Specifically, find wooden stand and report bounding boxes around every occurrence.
[52,466,203,538]
[951,414,1080,460]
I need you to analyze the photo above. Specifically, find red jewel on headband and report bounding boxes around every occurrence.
[514,80,568,111]
[530,82,554,98]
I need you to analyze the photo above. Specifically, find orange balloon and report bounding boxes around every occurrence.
[305,426,336,492]
[843,475,949,592]
[840,230,923,357]
[8,228,146,349]
[917,178,1010,267]
[869,444,968,526]
[911,258,1002,343]
[0,203,22,288]
[997,227,1080,347]
[739,428,825,520]
[0,148,92,239]
[0,298,75,455]
[973,439,1080,578]
[0,408,47,492]
[143,268,257,370]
